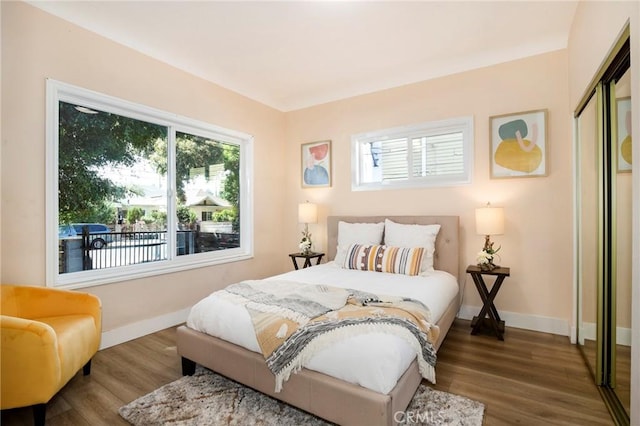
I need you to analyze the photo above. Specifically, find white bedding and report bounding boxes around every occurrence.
[186,261,458,394]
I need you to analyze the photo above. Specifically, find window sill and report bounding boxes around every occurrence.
[51,251,253,290]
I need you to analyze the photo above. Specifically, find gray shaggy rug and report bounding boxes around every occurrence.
[119,368,484,426]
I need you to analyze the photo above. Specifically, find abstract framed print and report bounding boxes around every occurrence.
[490,109,548,179]
[301,140,331,188]
[617,97,632,172]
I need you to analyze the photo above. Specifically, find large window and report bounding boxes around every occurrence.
[47,80,253,288]
[351,117,473,190]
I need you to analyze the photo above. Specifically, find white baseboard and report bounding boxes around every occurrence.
[98,306,632,350]
[617,326,632,346]
[99,307,191,350]
[578,322,632,346]
[458,304,571,337]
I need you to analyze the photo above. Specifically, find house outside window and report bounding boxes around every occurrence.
[47,80,253,288]
[351,117,474,190]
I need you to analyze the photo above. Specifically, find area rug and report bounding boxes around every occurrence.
[119,367,484,426]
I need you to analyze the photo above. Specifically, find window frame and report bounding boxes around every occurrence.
[351,116,474,191]
[46,79,254,289]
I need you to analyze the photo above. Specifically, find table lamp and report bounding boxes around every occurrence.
[298,201,317,254]
[475,202,504,269]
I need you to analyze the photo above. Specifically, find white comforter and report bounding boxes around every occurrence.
[186,262,458,394]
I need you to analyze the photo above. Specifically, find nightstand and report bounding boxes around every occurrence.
[466,264,510,340]
[289,252,324,270]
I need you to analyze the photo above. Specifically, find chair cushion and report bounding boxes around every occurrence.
[37,315,99,384]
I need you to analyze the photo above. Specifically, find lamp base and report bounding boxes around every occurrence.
[479,262,500,271]
[483,235,495,252]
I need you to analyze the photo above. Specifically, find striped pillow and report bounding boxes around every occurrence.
[343,244,425,276]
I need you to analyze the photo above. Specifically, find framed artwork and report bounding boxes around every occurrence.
[617,97,632,172]
[301,140,332,188]
[490,109,548,179]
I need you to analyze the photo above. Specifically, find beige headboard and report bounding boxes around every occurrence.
[326,216,460,281]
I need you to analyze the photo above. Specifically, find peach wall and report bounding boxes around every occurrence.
[0,0,3,283]
[568,1,637,109]
[285,50,573,325]
[0,2,286,331]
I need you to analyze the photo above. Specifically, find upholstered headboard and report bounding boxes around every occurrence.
[326,216,460,281]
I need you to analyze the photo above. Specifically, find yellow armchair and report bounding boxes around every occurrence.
[1,284,101,425]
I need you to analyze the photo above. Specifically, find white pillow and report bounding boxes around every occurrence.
[334,221,384,266]
[383,219,441,272]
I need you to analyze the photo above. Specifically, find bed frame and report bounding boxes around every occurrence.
[177,215,460,426]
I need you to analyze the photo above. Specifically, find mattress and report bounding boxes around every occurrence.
[186,262,458,394]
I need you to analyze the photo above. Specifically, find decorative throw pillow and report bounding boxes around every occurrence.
[334,221,385,265]
[343,244,425,276]
[383,219,441,272]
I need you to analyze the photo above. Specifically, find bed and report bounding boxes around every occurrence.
[177,215,460,425]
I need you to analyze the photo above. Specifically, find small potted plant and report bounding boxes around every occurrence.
[477,244,500,270]
[299,232,312,255]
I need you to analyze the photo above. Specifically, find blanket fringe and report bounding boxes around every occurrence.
[274,323,435,392]
[245,301,311,326]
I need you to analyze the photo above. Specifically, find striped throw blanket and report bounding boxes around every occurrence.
[219,280,439,392]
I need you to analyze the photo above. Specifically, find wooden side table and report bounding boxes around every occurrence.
[466,264,510,340]
[289,252,324,270]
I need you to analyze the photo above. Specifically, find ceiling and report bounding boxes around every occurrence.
[29,1,579,112]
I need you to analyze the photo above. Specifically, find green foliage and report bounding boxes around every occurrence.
[220,144,240,232]
[151,211,167,226]
[176,205,197,224]
[150,134,241,231]
[58,102,241,233]
[212,209,236,223]
[127,207,144,224]
[221,144,240,210]
[149,133,225,202]
[58,101,165,221]
[60,201,116,225]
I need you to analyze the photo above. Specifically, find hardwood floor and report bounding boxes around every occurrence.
[1,319,613,425]
[434,320,613,425]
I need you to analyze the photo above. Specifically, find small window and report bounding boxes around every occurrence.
[351,117,473,190]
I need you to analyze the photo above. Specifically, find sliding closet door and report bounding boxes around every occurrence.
[576,94,598,380]
[613,68,631,415]
[575,30,630,425]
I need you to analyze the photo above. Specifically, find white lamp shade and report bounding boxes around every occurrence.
[298,202,318,224]
[476,206,504,236]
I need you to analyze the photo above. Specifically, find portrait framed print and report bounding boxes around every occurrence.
[617,97,632,172]
[490,109,548,179]
[301,140,332,188]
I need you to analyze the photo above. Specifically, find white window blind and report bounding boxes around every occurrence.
[352,117,473,190]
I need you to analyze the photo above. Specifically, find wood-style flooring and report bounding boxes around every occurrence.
[0,319,613,425]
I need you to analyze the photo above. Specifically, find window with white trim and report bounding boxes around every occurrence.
[47,80,253,288]
[351,117,473,190]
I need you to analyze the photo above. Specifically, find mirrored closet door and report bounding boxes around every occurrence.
[613,66,631,418]
[577,92,598,381]
[576,28,630,425]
